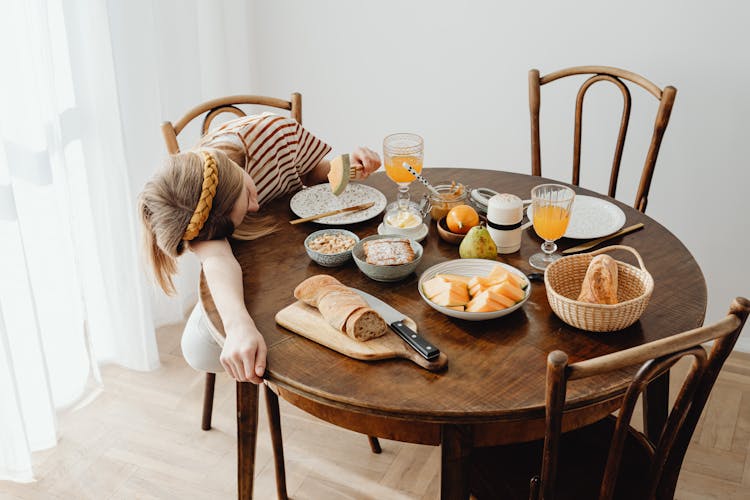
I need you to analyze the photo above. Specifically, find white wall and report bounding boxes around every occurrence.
[107,0,259,326]
[251,0,750,349]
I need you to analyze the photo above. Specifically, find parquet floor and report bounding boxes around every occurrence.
[2,321,750,499]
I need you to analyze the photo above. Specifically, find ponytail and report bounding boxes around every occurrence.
[138,199,179,295]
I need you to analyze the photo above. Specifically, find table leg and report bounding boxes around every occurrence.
[264,383,288,500]
[440,424,473,500]
[237,381,259,500]
[643,370,670,442]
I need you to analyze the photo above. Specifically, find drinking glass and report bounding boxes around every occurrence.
[383,133,424,212]
[529,184,575,270]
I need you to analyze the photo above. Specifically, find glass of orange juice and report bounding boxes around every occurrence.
[529,184,575,270]
[383,133,424,212]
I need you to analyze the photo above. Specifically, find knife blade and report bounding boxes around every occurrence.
[562,223,645,254]
[289,202,375,225]
[355,290,440,361]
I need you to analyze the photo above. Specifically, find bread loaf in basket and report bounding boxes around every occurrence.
[544,245,654,332]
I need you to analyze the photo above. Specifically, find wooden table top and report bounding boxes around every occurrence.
[200,168,706,424]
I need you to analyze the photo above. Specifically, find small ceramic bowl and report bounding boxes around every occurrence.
[437,216,466,245]
[352,234,423,282]
[304,229,359,267]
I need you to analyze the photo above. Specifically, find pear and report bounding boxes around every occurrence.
[459,224,497,259]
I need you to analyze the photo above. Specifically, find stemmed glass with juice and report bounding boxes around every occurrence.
[529,184,575,270]
[383,133,424,217]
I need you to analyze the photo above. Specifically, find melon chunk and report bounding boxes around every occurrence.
[431,288,470,307]
[487,266,529,289]
[465,291,508,313]
[436,273,472,285]
[493,281,525,303]
[423,278,469,302]
[327,154,350,196]
[468,275,504,297]
[506,272,528,290]
[489,264,528,289]
[487,266,510,283]
[425,267,529,314]
[482,287,516,308]
[422,277,450,299]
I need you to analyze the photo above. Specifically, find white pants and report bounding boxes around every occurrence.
[181,302,225,374]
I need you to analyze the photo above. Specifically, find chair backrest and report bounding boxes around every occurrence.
[529,66,677,213]
[160,93,302,154]
[539,297,750,500]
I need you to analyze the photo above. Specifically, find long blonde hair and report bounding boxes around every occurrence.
[138,148,276,295]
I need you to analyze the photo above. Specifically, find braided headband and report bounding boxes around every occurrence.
[183,151,219,241]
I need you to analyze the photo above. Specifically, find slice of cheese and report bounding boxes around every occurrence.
[327,154,350,196]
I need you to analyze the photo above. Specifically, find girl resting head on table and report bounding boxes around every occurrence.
[138,113,381,383]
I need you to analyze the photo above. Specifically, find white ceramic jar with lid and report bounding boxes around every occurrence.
[487,193,524,254]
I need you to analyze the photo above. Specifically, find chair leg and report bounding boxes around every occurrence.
[368,435,382,454]
[237,381,259,500]
[201,372,216,431]
[264,383,289,500]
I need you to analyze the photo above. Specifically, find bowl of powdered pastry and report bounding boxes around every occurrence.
[352,235,423,282]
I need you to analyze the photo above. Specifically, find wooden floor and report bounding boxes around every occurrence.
[2,322,750,499]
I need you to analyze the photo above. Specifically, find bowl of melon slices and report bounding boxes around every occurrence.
[418,259,530,321]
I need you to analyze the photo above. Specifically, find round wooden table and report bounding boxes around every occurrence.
[200,169,707,500]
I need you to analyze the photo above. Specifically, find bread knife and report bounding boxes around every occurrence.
[355,290,440,361]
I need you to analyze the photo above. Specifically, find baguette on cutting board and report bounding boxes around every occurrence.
[294,275,388,341]
[577,255,619,305]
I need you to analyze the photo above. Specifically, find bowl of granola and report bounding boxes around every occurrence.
[304,229,360,267]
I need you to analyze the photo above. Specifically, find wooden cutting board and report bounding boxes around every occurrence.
[275,301,448,372]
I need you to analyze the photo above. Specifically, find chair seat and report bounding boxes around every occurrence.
[470,416,654,500]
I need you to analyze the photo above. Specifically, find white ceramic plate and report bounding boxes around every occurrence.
[418,259,530,321]
[527,195,626,239]
[290,183,387,225]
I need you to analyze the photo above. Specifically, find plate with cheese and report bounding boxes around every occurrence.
[418,259,530,321]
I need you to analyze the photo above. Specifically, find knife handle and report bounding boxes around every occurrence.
[389,321,440,360]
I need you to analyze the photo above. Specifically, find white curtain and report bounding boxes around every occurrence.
[0,0,258,482]
[0,0,160,482]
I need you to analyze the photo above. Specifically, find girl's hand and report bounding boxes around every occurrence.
[220,323,267,384]
[351,147,381,179]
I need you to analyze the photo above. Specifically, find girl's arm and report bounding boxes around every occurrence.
[190,238,266,384]
[302,146,382,185]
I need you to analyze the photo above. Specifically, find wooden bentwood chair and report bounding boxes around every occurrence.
[529,66,677,213]
[469,297,750,500]
[160,93,381,500]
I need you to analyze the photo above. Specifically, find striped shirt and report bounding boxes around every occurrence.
[198,113,331,205]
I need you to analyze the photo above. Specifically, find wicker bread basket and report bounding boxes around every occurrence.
[544,245,654,332]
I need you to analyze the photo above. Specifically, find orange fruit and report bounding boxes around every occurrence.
[446,204,479,234]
